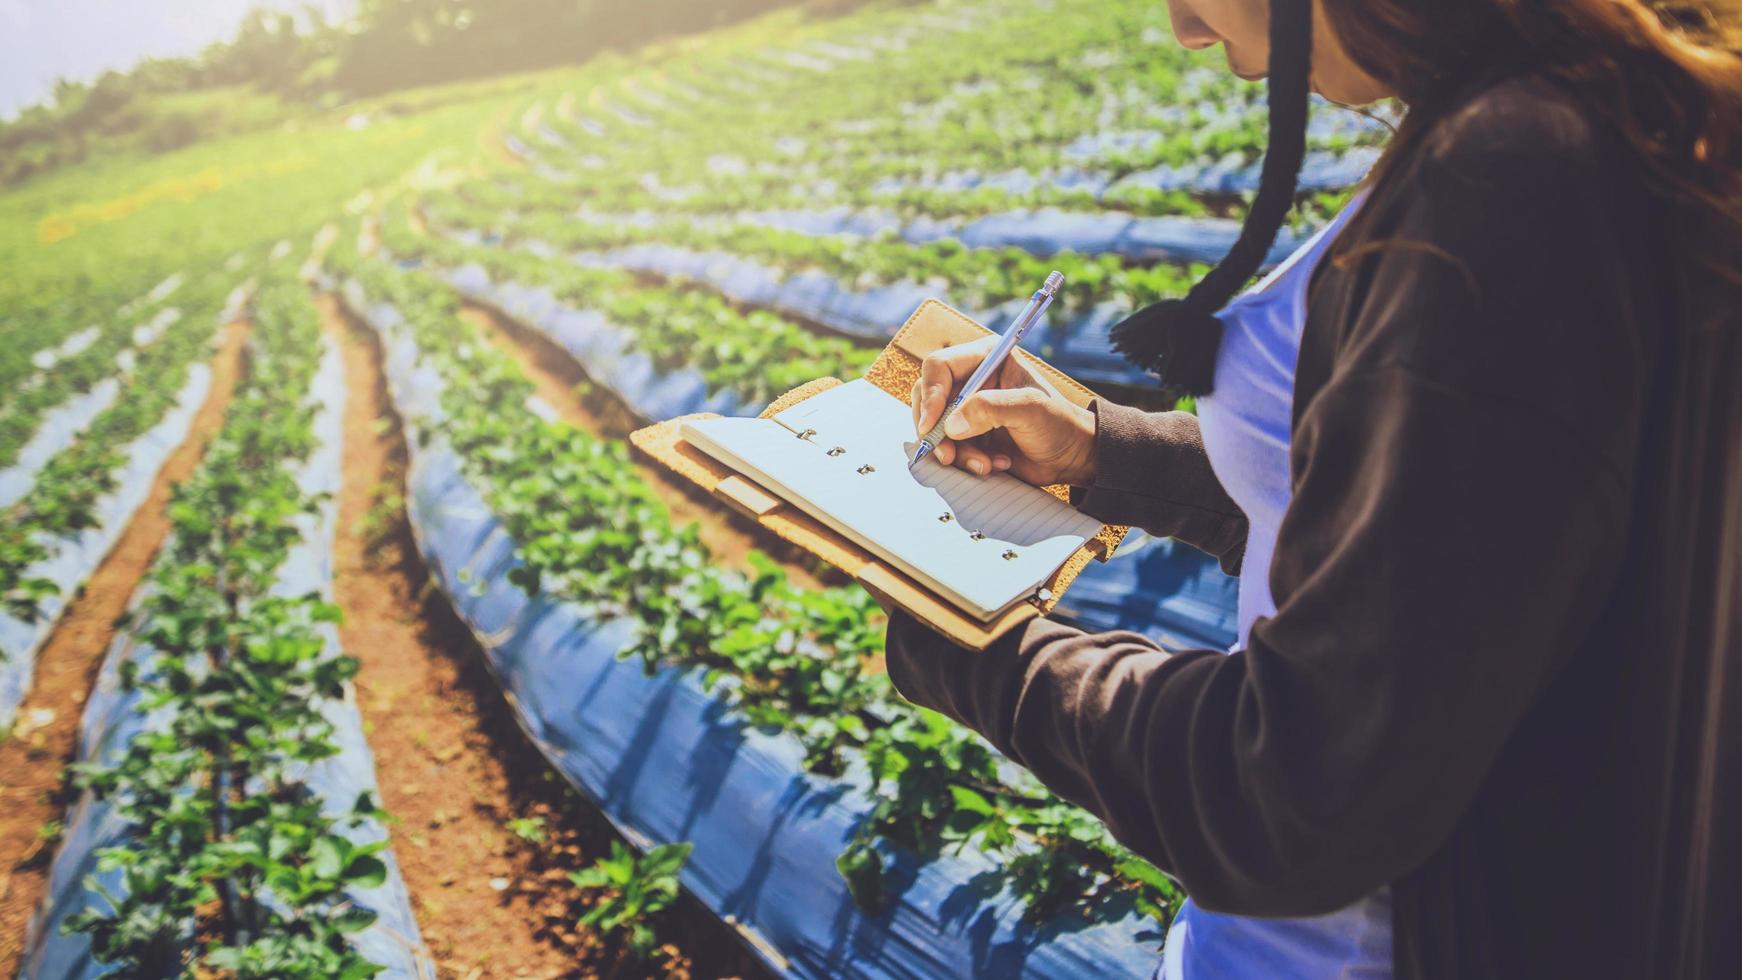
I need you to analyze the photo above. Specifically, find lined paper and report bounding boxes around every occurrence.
[682,379,1102,620]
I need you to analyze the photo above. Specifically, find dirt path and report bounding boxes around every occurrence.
[0,320,250,975]
[459,302,832,591]
[322,294,766,979]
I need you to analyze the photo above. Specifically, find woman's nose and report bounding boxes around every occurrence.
[1166,3,1223,50]
[1176,20,1221,50]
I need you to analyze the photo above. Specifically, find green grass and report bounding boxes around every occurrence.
[0,70,564,314]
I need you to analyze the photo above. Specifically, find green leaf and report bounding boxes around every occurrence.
[332,905,380,933]
[344,853,389,890]
[310,836,344,879]
[835,842,884,913]
[948,785,996,816]
[1114,858,1173,892]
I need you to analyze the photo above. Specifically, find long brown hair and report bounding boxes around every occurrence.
[1324,1,1742,265]
[1111,2,1742,393]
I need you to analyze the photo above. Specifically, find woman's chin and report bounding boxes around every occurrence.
[1311,69,1391,107]
[1225,49,1268,83]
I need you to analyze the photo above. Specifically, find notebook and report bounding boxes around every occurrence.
[680,378,1105,622]
[630,296,1129,649]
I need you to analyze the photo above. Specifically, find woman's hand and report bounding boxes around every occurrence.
[910,336,1098,486]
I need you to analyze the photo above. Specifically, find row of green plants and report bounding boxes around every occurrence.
[528,0,1381,221]
[0,291,185,470]
[67,278,394,978]
[379,204,877,407]
[541,0,1212,179]
[0,276,161,393]
[424,179,1208,330]
[0,277,233,632]
[332,231,1184,930]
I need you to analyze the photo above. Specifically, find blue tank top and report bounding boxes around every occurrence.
[1161,194,1394,980]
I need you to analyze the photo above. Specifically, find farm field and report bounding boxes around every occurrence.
[0,0,1381,976]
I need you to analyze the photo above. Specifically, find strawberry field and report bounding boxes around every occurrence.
[0,1,1381,976]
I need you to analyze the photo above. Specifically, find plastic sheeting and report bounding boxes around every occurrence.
[1023,301,1157,391]
[1105,147,1381,199]
[0,364,210,735]
[19,583,170,980]
[572,203,1309,267]
[545,194,1318,384]
[1,307,193,511]
[1052,534,1237,653]
[27,326,101,374]
[273,338,431,976]
[442,264,761,422]
[575,146,1377,210]
[563,240,1166,391]
[352,289,1177,979]
[0,378,121,511]
[567,242,945,343]
[21,338,433,979]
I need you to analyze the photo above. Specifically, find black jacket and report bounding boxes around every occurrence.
[885,74,1742,978]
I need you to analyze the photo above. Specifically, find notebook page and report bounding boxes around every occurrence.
[682,380,1102,619]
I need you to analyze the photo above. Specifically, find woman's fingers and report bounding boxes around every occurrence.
[914,337,1000,434]
[941,386,1050,442]
[932,390,1051,478]
[911,339,1060,479]
[952,439,995,476]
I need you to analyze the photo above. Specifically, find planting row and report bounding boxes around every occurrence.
[329,229,1185,976]
[429,182,1191,327]
[417,192,1185,393]
[0,276,249,733]
[448,169,1310,269]
[0,276,191,473]
[0,300,195,509]
[382,205,874,412]
[0,273,179,396]
[24,278,428,979]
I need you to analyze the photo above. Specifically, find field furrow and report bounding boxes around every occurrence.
[0,317,248,976]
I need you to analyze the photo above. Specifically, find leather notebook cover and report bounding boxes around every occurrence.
[630,298,1129,650]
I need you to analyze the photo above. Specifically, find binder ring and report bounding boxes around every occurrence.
[796,428,817,440]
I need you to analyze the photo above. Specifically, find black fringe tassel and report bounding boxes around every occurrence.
[1109,0,1316,396]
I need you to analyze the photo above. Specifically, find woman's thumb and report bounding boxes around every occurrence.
[942,388,1048,441]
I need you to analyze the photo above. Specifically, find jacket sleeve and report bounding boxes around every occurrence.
[884,85,1650,916]
[1070,401,1248,575]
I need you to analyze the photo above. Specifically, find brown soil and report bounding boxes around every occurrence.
[322,294,769,979]
[0,320,250,976]
[458,302,833,591]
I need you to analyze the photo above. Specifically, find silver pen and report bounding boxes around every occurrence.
[909,270,1064,469]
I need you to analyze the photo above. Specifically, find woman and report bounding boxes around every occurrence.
[884,1,1741,977]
